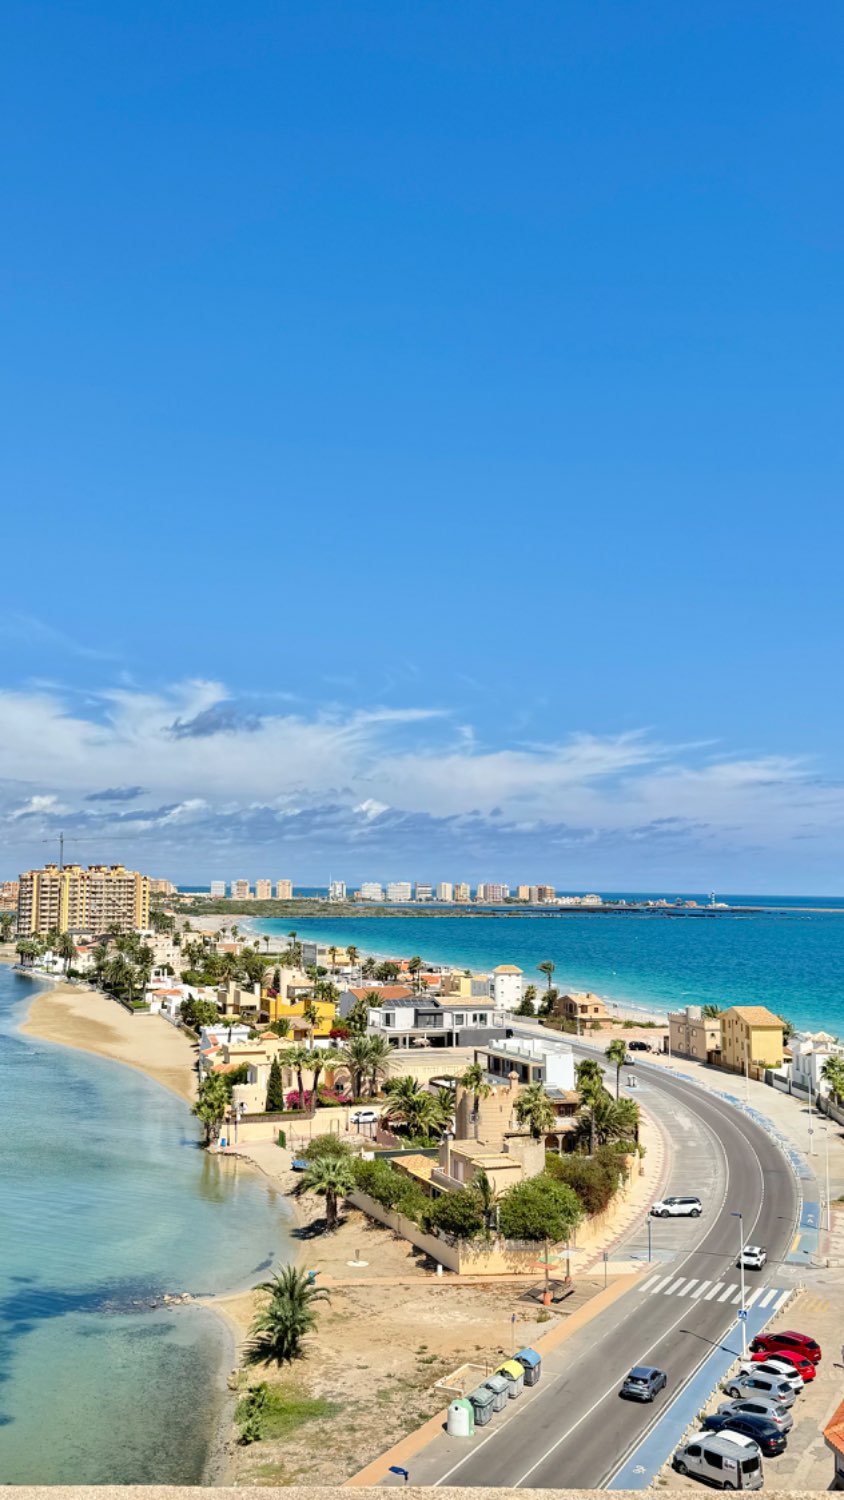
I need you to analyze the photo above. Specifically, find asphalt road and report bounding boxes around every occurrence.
[406,1063,801,1491]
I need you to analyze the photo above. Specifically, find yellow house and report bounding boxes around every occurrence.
[262,994,336,1037]
[720,1005,785,1072]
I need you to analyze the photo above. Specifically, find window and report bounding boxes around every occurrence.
[703,1452,723,1471]
[454,1014,465,1026]
[384,1014,393,1027]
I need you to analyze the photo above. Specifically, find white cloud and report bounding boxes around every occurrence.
[0,678,841,880]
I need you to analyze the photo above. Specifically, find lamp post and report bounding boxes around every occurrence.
[823,1122,831,1232]
[647,1217,653,1263]
[732,1211,747,1356]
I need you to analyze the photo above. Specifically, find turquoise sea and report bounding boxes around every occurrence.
[0,966,292,1485]
[255,902,844,1036]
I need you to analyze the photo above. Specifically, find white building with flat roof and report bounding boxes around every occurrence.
[210,880,226,898]
[358,882,385,902]
[328,880,346,902]
[491,964,523,1011]
[477,1036,575,1093]
[436,881,453,902]
[386,881,412,902]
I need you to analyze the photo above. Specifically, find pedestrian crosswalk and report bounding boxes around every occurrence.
[639,1273,790,1312]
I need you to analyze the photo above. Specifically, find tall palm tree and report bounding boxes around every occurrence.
[576,1058,608,1155]
[365,1034,393,1097]
[244,1266,330,1367]
[57,932,76,974]
[361,955,376,980]
[381,1077,447,1137]
[407,955,423,992]
[459,1062,492,1117]
[472,1167,501,1232]
[537,960,556,992]
[346,945,359,979]
[284,1045,312,1108]
[605,1038,628,1100]
[515,1082,556,1139]
[337,1036,373,1100]
[822,1056,844,1104]
[301,1154,355,1230]
[328,945,338,976]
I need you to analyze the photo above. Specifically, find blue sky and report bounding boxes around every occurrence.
[2,2,843,890]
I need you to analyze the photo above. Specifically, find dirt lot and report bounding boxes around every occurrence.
[213,1183,601,1487]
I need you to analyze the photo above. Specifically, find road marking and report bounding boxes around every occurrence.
[774,1290,790,1311]
[759,1289,776,1308]
[731,1288,744,1304]
[681,1279,699,1296]
[640,1274,661,1292]
[705,1282,724,1300]
[664,1277,688,1295]
[691,1280,712,1298]
[649,1274,674,1294]
[718,1283,736,1302]
[745,1288,763,1309]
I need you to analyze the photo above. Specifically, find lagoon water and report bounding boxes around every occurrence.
[0,966,291,1484]
[258,902,844,1036]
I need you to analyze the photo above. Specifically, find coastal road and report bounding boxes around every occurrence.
[397,1066,801,1490]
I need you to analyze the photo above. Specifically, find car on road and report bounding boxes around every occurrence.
[619,1365,667,1402]
[737,1244,767,1270]
[650,1195,702,1218]
[747,1348,816,1382]
[701,1410,788,1457]
[723,1370,795,1407]
[750,1330,821,1364]
[350,1109,378,1125]
[718,1397,793,1432]
[741,1358,803,1394]
[673,1430,764,1489]
[628,1040,650,1051]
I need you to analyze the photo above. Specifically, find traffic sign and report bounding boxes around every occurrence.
[738,1309,748,1320]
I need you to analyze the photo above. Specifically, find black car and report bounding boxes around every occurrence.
[620,1365,667,1402]
[628,1041,650,1051]
[702,1411,787,1455]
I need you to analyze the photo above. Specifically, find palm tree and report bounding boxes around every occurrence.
[337,1036,373,1100]
[702,1003,722,1018]
[515,1082,556,1139]
[407,955,423,992]
[346,945,359,978]
[472,1167,501,1232]
[576,1057,609,1155]
[459,1062,492,1117]
[361,955,376,980]
[537,960,556,993]
[822,1056,844,1104]
[381,1077,447,1137]
[605,1038,628,1100]
[523,983,537,1007]
[57,932,76,974]
[244,1266,330,1367]
[15,938,39,967]
[301,1154,355,1230]
[284,1045,312,1108]
[263,934,271,952]
[365,1034,393,1097]
[328,945,338,976]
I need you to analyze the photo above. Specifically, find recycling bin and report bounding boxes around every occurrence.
[483,1374,510,1412]
[496,1359,525,1397]
[468,1385,496,1426]
[446,1398,474,1437]
[516,1347,542,1386]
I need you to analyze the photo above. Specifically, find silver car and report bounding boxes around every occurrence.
[718,1396,793,1433]
[724,1370,795,1407]
[741,1358,803,1394]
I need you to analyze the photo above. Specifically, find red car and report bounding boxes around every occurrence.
[750,1331,821,1365]
[748,1349,816,1382]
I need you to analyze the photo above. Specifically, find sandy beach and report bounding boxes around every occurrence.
[20,980,198,1104]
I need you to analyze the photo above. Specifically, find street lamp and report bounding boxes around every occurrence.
[731,1211,747,1356]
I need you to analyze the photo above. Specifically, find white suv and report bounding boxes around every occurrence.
[651,1196,702,1218]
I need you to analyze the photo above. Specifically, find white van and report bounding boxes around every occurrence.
[673,1430,763,1489]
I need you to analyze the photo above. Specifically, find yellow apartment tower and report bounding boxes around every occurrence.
[16,864,150,936]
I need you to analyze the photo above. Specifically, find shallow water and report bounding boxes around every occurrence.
[0,966,292,1483]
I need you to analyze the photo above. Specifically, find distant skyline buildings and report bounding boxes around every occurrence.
[195,875,569,904]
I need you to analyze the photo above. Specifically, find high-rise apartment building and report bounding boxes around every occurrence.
[435,882,453,902]
[230,879,251,900]
[537,884,556,903]
[386,881,412,902]
[453,883,471,903]
[275,879,294,900]
[210,880,226,899]
[358,882,385,902]
[0,879,19,911]
[328,880,346,902]
[17,864,150,936]
[149,878,177,897]
[516,885,531,901]
[415,883,433,901]
[255,879,273,900]
[476,883,507,903]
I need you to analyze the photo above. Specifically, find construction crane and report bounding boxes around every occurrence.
[41,834,106,870]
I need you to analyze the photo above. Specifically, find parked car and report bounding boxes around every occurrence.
[620,1365,667,1402]
[673,1431,763,1489]
[702,1411,787,1456]
[350,1108,378,1125]
[750,1330,821,1364]
[628,1040,650,1051]
[718,1397,793,1432]
[741,1359,803,1394]
[737,1244,767,1270]
[748,1348,816,1382]
[650,1195,702,1218]
[723,1370,795,1407]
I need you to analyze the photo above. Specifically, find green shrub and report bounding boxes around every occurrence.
[545,1147,625,1215]
[423,1189,484,1240]
[305,1135,352,1162]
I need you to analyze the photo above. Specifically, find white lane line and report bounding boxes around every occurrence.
[681,1279,699,1297]
[640,1274,661,1292]
[745,1288,764,1309]
[705,1282,724,1300]
[718,1283,737,1302]
[731,1288,743,1304]
[774,1290,790,1311]
[691,1280,712,1299]
[649,1274,674,1295]
[759,1289,776,1308]
[664,1277,688,1296]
